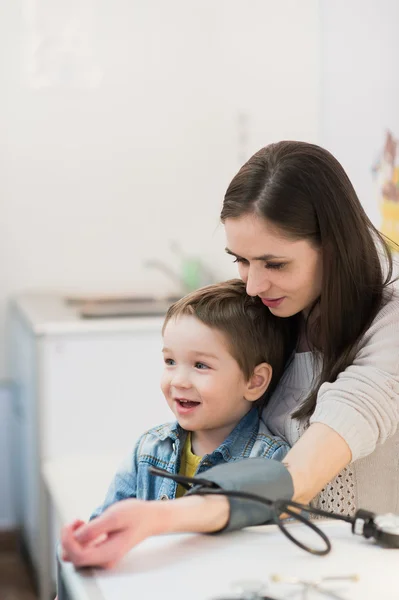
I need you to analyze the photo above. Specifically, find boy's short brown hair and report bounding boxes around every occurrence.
[163,279,295,406]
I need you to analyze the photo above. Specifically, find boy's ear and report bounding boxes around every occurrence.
[244,362,272,402]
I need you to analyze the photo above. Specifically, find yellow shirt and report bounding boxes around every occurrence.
[175,433,202,498]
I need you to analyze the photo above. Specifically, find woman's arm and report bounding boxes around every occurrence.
[283,422,352,504]
[309,291,399,461]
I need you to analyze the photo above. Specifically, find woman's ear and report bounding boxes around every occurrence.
[244,362,273,402]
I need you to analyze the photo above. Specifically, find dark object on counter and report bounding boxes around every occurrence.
[64,295,181,318]
[79,300,179,319]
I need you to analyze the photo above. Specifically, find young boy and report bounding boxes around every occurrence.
[87,278,293,519]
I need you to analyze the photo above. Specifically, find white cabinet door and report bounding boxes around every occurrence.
[9,313,41,565]
[0,385,16,529]
[40,330,174,461]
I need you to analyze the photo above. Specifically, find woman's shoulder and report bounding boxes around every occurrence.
[371,281,399,323]
[381,280,399,311]
[357,281,399,360]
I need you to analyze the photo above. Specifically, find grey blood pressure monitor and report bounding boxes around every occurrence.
[149,466,399,554]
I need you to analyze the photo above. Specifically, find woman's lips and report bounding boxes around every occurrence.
[261,297,285,308]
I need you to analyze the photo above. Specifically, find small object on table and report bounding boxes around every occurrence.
[271,573,359,599]
[213,578,278,600]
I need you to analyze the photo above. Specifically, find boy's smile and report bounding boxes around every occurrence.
[161,314,255,455]
[174,398,201,414]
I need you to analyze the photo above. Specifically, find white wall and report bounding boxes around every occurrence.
[0,1,321,528]
[0,0,321,378]
[320,0,399,230]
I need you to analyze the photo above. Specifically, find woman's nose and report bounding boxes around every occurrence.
[245,270,271,297]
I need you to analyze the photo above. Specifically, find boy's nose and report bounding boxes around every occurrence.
[171,370,191,389]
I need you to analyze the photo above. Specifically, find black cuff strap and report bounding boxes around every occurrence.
[149,458,294,532]
[186,458,294,532]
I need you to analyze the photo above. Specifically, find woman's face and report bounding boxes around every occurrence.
[224,213,323,317]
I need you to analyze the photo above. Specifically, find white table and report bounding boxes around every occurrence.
[45,456,399,600]
[57,520,399,600]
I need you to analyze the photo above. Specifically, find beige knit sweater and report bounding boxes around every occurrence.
[262,286,399,516]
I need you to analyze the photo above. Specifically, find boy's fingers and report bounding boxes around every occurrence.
[61,520,85,546]
[90,533,108,547]
[70,530,134,568]
[74,511,121,545]
[61,524,86,561]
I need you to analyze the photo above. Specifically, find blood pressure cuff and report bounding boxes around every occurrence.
[186,457,294,533]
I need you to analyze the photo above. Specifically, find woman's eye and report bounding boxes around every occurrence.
[265,263,286,270]
[164,358,175,365]
[195,362,209,370]
[232,257,248,265]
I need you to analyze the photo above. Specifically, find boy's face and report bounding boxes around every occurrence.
[161,315,254,444]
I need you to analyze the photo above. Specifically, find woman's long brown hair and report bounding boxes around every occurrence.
[221,141,397,419]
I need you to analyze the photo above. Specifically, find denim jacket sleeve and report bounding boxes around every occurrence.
[252,419,290,462]
[90,436,142,520]
[267,441,289,462]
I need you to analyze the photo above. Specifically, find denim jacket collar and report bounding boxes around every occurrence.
[90,406,288,516]
[150,407,260,463]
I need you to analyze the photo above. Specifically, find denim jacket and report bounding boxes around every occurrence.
[91,407,289,519]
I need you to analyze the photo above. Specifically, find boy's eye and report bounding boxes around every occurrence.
[195,362,209,370]
[164,358,175,366]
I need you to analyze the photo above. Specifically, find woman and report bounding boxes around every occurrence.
[62,141,399,568]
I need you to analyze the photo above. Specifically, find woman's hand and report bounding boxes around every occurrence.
[60,494,229,569]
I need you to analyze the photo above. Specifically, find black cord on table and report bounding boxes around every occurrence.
[148,465,355,556]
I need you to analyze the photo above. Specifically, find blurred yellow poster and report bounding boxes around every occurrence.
[374,131,399,247]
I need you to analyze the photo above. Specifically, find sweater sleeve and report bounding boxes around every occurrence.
[310,289,399,461]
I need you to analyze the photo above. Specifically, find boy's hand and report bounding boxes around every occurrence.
[60,499,165,569]
[60,494,229,569]
[61,519,87,562]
